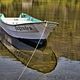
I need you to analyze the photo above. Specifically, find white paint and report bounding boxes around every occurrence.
[1,18,32,25]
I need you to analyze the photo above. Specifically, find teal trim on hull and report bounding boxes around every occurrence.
[19,13,42,23]
[0,13,42,23]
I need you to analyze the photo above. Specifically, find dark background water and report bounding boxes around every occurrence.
[0,0,80,60]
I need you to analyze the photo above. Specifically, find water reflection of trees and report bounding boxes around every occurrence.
[0,0,80,60]
[0,0,22,16]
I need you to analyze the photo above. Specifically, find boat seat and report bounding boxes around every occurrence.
[19,13,33,21]
[19,13,42,23]
[0,13,5,19]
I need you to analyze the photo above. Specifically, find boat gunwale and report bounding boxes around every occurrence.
[0,19,46,26]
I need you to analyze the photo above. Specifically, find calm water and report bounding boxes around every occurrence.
[0,0,80,60]
[0,56,80,80]
[0,0,80,79]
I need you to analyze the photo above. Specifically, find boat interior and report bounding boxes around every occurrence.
[0,13,42,25]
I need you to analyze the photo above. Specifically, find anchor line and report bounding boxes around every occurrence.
[17,22,48,80]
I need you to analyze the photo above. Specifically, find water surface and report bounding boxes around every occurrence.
[0,0,80,60]
[0,56,80,80]
[0,1,80,79]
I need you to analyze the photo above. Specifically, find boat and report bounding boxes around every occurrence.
[0,13,58,50]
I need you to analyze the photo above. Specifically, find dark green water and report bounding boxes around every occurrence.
[0,0,80,59]
[0,0,80,79]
